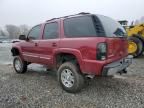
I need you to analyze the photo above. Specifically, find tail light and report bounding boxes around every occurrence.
[96,42,107,60]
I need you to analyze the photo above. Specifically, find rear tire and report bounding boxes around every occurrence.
[57,62,85,93]
[128,36,143,58]
[13,56,27,73]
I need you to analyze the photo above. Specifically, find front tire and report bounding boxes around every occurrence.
[128,36,143,58]
[13,56,27,73]
[57,62,85,93]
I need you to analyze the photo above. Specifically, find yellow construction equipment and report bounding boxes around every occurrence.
[119,20,144,58]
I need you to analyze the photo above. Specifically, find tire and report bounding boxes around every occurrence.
[13,56,27,73]
[57,62,85,93]
[128,36,143,58]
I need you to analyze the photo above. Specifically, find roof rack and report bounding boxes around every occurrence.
[46,12,90,22]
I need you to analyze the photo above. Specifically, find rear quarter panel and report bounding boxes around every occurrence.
[59,37,107,75]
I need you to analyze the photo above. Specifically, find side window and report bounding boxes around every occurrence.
[28,25,41,40]
[64,16,97,37]
[43,22,58,39]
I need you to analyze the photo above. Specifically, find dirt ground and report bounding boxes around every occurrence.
[0,43,144,108]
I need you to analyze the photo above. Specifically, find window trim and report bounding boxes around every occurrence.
[43,22,59,39]
[63,15,98,38]
[92,15,106,37]
[27,24,42,40]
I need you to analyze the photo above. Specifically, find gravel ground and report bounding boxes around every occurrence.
[0,43,144,108]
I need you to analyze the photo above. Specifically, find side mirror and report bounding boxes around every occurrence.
[19,35,26,40]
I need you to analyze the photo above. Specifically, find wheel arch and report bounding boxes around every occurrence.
[11,47,20,56]
[54,50,84,72]
[11,47,24,59]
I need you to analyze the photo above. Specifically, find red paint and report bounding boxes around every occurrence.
[12,14,129,76]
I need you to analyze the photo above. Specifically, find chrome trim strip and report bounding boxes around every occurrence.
[40,57,51,60]
[23,53,51,60]
[23,54,38,58]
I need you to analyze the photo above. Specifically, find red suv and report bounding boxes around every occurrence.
[11,13,132,93]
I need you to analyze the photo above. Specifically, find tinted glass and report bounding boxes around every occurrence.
[92,16,105,36]
[64,16,97,37]
[97,15,126,37]
[43,22,58,39]
[28,25,41,40]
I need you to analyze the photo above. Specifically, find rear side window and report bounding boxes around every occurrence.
[43,22,58,39]
[64,16,97,37]
[97,15,126,37]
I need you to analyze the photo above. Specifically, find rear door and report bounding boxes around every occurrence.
[38,21,59,68]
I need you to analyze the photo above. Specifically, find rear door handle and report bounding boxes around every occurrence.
[35,43,38,46]
[52,43,57,47]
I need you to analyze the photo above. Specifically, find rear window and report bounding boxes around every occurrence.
[96,15,126,37]
[64,16,97,37]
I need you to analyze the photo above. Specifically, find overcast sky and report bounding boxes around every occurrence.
[0,0,143,28]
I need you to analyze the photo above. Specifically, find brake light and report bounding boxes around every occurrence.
[96,42,107,60]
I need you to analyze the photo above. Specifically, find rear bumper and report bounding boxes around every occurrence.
[102,55,133,76]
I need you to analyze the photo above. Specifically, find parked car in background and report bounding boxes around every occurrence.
[11,39,20,43]
[2,40,11,43]
[0,36,9,43]
[11,13,132,93]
